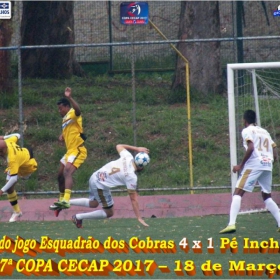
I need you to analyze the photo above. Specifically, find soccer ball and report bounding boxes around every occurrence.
[134,152,150,168]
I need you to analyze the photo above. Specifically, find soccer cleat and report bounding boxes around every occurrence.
[72,215,83,228]
[9,211,22,223]
[54,200,70,209]
[49,204,60,211]
[219,224,236,234]
[54,208,62,217]
[49,204,62,217]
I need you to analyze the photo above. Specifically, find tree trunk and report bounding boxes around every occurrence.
[21,1,84,78]
[172,1,223,95]
[0,20,13,93]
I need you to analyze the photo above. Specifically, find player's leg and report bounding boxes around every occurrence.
[56,147,87,209]
[75,199,114,219]
[52,160,66,204]
[57,162,66,201]
[258,171,280,231]
[72,204,113,229]
[228,188,245,223]
[219,188,245,234]
[220,169,258,234]
[69,173,99,208]
[14,163,37,221]
[4,172,22,222]
[263,192,280,230]
[70,198,91,207]
[59,162,76,205]
[53,163,76,209]
[7,185,22,222]
[49,162,65,214]
[72,181,113,228]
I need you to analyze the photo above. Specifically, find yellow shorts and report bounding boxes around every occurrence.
[61,146,87,169]
[6,158,38,178]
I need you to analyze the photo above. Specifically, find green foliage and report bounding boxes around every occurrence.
[81,62,109,76]
[25,127,58,143]
[23,90,43,106]
[166,87,186,104]
[0,91,17,109]
[29,109,60,126]
[73,164,92,189]
[21,172,38,192]
[0,73,264,196]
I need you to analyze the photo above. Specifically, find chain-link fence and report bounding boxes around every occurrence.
[1,1,280,196]
[10,1,280,72]
[73,1,280,70]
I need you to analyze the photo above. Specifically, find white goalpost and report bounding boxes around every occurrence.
[227,62,280,204]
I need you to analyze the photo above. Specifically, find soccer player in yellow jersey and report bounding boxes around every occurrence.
[49,87,87,214]
[0,133,37,222]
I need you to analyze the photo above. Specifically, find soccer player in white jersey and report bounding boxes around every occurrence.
[70,144,149,228]
[220,109,280,233]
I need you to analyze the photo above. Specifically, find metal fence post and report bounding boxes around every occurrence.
[131,27,137,147]
[108,1,113,72]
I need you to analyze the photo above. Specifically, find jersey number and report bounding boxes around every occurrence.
[258,137,269,152]
[109,167,120,175]
[15,145,23,152]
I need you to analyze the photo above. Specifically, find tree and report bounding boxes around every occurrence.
[0,19,13,93]
[172,1,223,95]
[21,1,83,79]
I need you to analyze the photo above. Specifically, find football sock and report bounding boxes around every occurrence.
[76,210,107,220]
[264,198,280,227]
[59,192,64,201]
[70,198,90,207]
[63,189,71,202]
[228,195,242,225]
[7,191,21,213]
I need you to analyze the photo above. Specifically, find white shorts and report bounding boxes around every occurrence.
[88,175,114,208]
[236,169,272,193]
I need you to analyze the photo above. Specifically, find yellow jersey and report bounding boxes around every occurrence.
[4,136,37,176]
[62,108,85,150]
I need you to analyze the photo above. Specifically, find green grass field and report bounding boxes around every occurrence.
[1,213,280,279]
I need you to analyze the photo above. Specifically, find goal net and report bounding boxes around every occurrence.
[227,62,280,212]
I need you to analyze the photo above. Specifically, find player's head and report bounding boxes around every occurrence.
[57,98,71,117]
[134,158,144,172]
[243,110,256,126]
[135,165,144,172]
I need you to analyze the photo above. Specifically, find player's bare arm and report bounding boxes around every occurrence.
[65,87,81,116]
[1,176,18,196]
[233,141,254,173]
[0,140,7,158]
[116,144,149,154]
[273,146,278,162]
[128,191,149,227]
[58,134,64,141]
